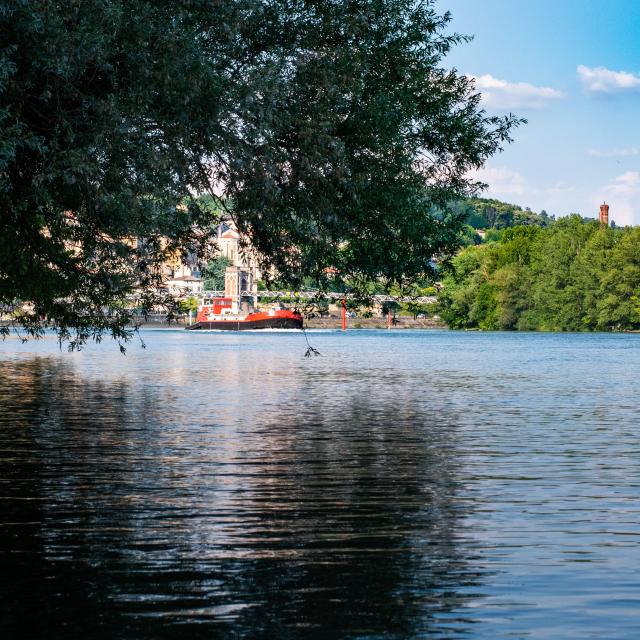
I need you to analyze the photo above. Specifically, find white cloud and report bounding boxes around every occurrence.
[577,65,640,94]
[604,171,640,195]
[472,165,526,195]
[469,73,566,109]
[587,147,640,158]
[601,171,640,225]
[472,171,577,209]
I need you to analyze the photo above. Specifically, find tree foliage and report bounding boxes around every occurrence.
[202,256,231,291]
[451,197,553,231]
[439,217,640,331]
[1,0,519,345]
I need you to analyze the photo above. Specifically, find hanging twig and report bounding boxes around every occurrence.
[302,326,321,358]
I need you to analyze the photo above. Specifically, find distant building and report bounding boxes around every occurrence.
[165,275,204,297]
[216,220,262,276]
[215,220,261,305]
[599,203,609,226]
[156,219,262,300]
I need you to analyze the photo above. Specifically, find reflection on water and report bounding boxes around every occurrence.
[1,330,640,638]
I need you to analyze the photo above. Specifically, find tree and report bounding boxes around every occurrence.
[202,256,231,292]
[1,1,520,346]
[439,216,640,332]
[178,296,198,314]
[459,224,482,247]
[462,197,550,231]
[596,228,640,330]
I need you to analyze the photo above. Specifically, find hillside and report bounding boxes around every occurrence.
[455,197,554,230]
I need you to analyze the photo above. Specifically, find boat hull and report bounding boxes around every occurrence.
[186,316,303,331]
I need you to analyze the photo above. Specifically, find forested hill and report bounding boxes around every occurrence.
[454,197,554,230]
[439,215,640,332]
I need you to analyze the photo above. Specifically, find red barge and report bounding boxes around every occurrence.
[186,295,303,331]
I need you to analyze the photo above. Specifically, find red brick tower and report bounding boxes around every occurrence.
[599,202,609,226]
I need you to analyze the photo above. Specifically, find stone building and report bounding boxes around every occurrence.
[217,220,261,276]
[161,219,262,301]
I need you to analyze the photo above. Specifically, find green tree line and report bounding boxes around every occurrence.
[450,197,554,248]
[439,215,640,331]
[460,197,553,229]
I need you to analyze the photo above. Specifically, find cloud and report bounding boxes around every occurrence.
[587,147,640,158]
[577,65,640,94]
[473,170,576,205]
[601,171,640,225]
[472,165,526,195]
[469,73,566,109]
[604,171,640,195]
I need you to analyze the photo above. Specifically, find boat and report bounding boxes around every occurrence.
[186,264,303,330]
[186,295,303,331]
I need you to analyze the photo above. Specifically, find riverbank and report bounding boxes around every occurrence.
[303,316,446,329]
[2,313,446,331]
[129,314,447,330]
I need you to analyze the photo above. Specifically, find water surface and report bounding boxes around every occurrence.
[1,330,639,638]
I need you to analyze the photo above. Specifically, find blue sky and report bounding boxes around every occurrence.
[438,0,640,225]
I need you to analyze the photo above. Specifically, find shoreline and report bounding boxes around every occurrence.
[130,317,448,331]
[1,315,446,331]
[302,316,446,330]
[129,316,447,330]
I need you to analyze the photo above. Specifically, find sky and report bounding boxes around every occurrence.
[437,0,640,225]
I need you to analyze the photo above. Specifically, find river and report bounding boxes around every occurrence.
[1,329,639,638]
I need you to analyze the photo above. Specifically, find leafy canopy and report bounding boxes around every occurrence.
[439,217,640,332]
[202,256,232,292]
[0,0,520,346]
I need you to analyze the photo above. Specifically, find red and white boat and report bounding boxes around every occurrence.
[186,295,303,331]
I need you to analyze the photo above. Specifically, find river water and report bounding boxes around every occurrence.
[1,329,639,638]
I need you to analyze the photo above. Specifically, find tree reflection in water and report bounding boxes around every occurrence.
[0,353,486,639]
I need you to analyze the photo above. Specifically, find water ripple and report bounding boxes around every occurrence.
[1,331,640,638]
